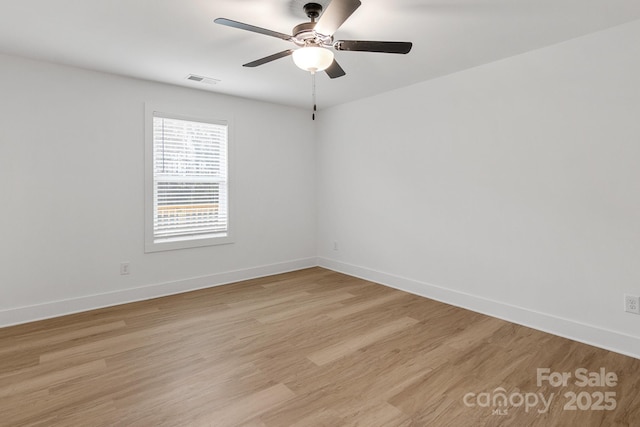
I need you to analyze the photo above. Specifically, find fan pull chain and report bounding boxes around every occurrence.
[312,72,317,121]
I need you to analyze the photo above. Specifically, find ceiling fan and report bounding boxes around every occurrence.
[214,0,413,79]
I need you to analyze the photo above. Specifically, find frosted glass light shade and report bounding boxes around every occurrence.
[292,47,334,73]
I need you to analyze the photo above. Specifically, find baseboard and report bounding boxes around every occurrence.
[0,257,318,328]
[318,257,640,360]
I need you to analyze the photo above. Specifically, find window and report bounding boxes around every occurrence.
[145,105,232,252]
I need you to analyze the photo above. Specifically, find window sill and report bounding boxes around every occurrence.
[144,233,234,253]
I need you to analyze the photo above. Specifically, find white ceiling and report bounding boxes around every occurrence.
[1,0,640,109]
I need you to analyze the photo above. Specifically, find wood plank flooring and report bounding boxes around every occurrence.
[0,267,638,426]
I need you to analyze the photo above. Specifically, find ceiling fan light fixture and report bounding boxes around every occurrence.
[292,46,334,73]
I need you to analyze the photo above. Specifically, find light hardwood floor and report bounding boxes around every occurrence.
[0,267,638,426]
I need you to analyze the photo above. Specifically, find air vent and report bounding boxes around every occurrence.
[186,74,220,85]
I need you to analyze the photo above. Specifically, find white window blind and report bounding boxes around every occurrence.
[152,115,228,243]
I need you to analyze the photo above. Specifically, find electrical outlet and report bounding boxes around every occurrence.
[120,262,130,275]
[624,294,640,314]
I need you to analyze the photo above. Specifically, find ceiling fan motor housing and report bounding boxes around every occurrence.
[293,3,333,47]
[293,22,329,46]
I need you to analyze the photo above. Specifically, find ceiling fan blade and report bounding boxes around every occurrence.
[214,18,292,41]
[314,0,362,36]
[335,40,413,54]
[243,50,294,67]
[325,60,346,79]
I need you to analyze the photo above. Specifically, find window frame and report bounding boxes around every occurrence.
[144,103,234,253]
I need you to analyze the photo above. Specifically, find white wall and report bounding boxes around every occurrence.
[0,53,316,324]
[317,20,640,358]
